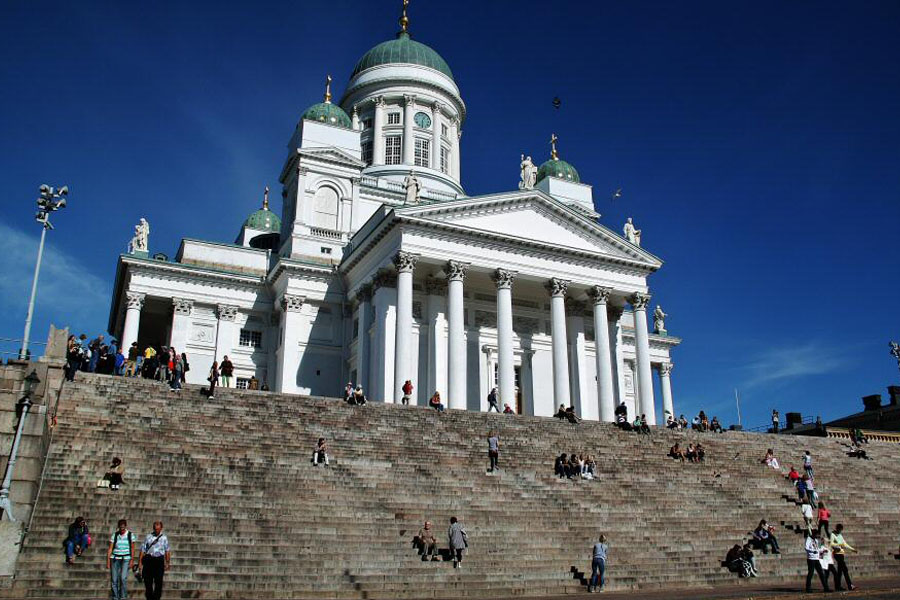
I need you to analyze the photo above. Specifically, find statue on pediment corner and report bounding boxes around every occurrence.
[623,217,641,246]
[128,218,149,254]
[519,154,537,190]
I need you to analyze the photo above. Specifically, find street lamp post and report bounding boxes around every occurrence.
[0,370,41,522]
[19,185,68,360]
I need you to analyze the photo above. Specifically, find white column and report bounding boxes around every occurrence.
[121,291,145,351]
[446,261,468,410]
[590,286,616,422]
[402,94,416,165]
[430,102,442,171]
[393,251,417,404]
[371,272,397,403]
[492,269,516,410]
[293,165,309,230]
[355,285,372,389]
[566,300,594,420]
[276,295,304,392]
[547,278,571,408]
[351,104,360,131]
[349,176,362,232]
[630,292,656,425]
[372,96,385,165]
[169,298,193,354]
[425,278,448,402]
[659,362,675,421]
[215,304,238,364]
[450,118,460,180]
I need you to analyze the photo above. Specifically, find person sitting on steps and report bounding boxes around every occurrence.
[710,416,724,433]
[503,403,514,414]
[753,519,780,554]
[555,404,567,419]
[565,406,582,424]
[416,520,438,561]
[555,453,568,478]
[678,414,688,429]
[429,391,445,412]
[64,516,90,564]
[352,385,367,405]
[762,448,780,470]
[104,457,125,491]
[699,411,709,432]
[787,465,800,485]
[741,543,759,576]
[669,443,686,462]
[639,414,651,434]
[695,443,706,462]
[568,453,580,479]
[725,544,753,578]
[312,437,329,467]
[686,443,698,462]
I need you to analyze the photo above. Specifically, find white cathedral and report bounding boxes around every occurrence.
[108,6,680,424]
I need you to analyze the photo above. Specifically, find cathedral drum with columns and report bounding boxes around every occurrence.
[107,4,680,424]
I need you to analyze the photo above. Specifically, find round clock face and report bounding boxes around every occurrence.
[414,111,432,129]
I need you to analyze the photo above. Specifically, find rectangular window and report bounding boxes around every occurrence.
[236,378,249,390]
[441,123,449,138]
[414,138,430,167]
[385,135,402,165]
[387,112,401,125]
[239,329,262,348]
[361,140,373,165]
[440,146,449,174]
[362,118,373,131]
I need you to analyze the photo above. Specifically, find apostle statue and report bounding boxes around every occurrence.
[403,171,421,204]
[129,218,150,254]
[623,217,641,246]
[519,154,537,190]
[654,305,668,334]
[891,341,900,373]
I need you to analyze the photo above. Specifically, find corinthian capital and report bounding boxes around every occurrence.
[217,304,239,321]
[172,297,193,316]
[659,362,674,377]
[373,95,385,108]
[492,269,516,290]
[403,94,416,107]
[279,294,305,313]
[588,286,612,306]
[629,292,651,310]
[125,291,145,311]
[445,260,469,282]
[392,251,418,273]
[546,278,570,298]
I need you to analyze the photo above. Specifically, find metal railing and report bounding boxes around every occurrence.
[0,337,45,359]
[745,415,819,433]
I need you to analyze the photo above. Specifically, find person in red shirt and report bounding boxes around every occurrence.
[788,466,801,484]
[817,502,832,537]
[401,380,413,405]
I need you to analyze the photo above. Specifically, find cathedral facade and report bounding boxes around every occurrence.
[107,9,679,424]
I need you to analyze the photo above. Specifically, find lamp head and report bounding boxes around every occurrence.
[23,370,40,396]
[57,186,68,196]
[55,197,66,209]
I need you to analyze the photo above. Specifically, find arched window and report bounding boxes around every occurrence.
[313,186,339,230]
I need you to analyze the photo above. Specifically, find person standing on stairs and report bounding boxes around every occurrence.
[588,534,608,592]
[138,521,171,600]
[401,379,413,405]
[803,530,831,593]
[487,430,500,472]
[830,524,858,591]
[207,361,218,400]
[220,356,234,388]
[487,387,501,413]
[772,409,780,433]
[448,517,468,569]
[803,450,814,479]
[169,350,183,392]
[107,519,137,600]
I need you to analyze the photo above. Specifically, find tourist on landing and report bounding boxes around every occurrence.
[114,346,126,376]
[555,404,567,419]
[817,502,831,537]
[669,443,686,462]
[678,414,688,429]
[801,501,815,533]
[207,361,218,400]
[125,342,139,377]
[220,355,234,388]
[65,335,82,381]
[88,334,104,372]
[104,457,125,491]
[804,530,831,593]
[416,521,438,561]
[353,385,367,405]
[666,414,678,429]
[107,519,137,600]
[157,346,170,382]
[487,430,500,472]
[429,391,445,412]
[142,346,157,379]
[344,381,354,402]
[565,406,582,424]
[138,520,170,600]
[401,379,413,405]
[772,409,780,433]
[169,350,183,392]
[803,450,814,478]
[180,352,189,383]
[725,544,752,578]
[503,403,514,414]
[700,411,709,431]
[448,517,468,569]
[487,387,501,413]
[753,520,780,554]
[587,534,608,592]
[312,437,329,466]
[691,415,702,430]
[829,524,857,591]
[639,414,651,434]
[64,516,90,564]
[710,416,723,433]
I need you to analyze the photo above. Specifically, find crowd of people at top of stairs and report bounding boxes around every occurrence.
[65,334,191,390]
[554,452,597,480]
[62,516,172,600]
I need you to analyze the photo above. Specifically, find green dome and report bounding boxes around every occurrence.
[536,158,581,183]
[301,102,352,128]
[244,208,281,233]
[352,32,454,80]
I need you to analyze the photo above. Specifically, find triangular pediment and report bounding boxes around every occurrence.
[396,191,661,267]
[297,146,366,168]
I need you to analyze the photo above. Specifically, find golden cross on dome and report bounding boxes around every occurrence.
[550,133,559,160]
[263,186,270,210]
[324,75,333,103]
[399,0,410,33]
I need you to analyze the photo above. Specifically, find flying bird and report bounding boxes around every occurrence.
[611,188,622,201]
[552,96,561,109]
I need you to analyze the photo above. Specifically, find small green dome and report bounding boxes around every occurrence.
[244,208,281,233]
[536,158,581,183]
[352,32,454,80]
[301,102,352,128]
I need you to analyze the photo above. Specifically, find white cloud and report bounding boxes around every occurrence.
[740,341,852,390]
[0,220,110,340]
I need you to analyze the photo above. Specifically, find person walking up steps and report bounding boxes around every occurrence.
[107,519,136,600]
[138,521,171,600]
[588,534,608,593]
[487,430,500,472]
[487,387,500,412]
[448,517,468,569]
[803,450,814,478]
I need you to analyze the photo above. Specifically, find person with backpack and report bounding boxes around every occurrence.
[487,430,500,472]
[487,387,500,412]
[138,521,171,600]
[448,516,468,569]
[64,516,90,564]
[107,519,136,600]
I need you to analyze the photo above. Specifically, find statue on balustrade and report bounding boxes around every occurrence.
[519,154,537,190]
[404,171,421,204]
[128,218,150,254]
[654,305,668,334]
[623,217,641,246]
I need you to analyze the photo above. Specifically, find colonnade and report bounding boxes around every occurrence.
[357,252,674,425]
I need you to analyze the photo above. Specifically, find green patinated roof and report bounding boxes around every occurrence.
[244,208,281,233]
[301,102,352,128]
[352,32,454,80]
[536,158,581,183]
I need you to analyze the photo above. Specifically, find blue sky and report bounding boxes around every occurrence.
[1,1,898,428]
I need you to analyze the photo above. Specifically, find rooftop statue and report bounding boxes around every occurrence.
[128,218,149,254]
[519,154,537,190]
[403,171,421,204]
[654,305,668,334]
[623,217,641,246]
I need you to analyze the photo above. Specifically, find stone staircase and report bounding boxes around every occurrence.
[3,373,900,598]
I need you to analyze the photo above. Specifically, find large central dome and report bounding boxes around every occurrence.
[351,32,454,80]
